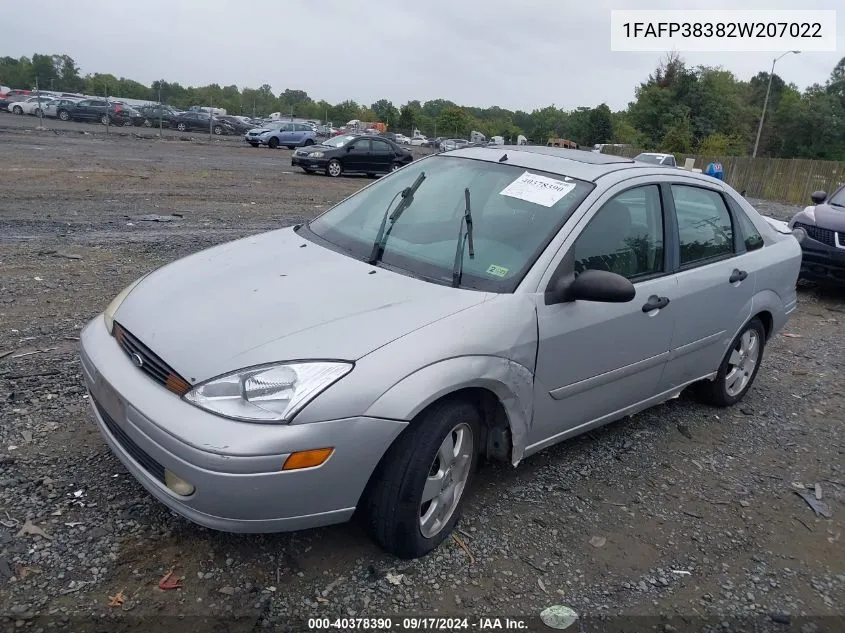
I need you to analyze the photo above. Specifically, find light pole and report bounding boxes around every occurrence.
[752,50,799,158]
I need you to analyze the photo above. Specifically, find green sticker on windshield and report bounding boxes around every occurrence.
[487,264,509,278]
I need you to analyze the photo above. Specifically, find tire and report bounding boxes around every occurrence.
[695,317,766,407]
[58,110,70,121]
[213,125,223,135]
[366,399,481,559]
[100,115,109,125]
[143,119,152,128]
[249,142,259,148]
[33,108,42,117]
[303,139,314,146]
[268,137,279,149]
[326,159,343,178]
[391,162,402,172]
[12,105,23,115]
[176,122,186,132]
[123,119,133,127]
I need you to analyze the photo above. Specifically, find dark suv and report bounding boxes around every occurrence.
[137,104,179,128]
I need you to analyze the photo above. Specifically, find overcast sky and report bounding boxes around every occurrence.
[1,0,842,112]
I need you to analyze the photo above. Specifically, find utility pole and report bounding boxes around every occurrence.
[208,98,213,140]
[752,50,800,158]
[36,77,43,128]
[104,84,109,135]
[158,86,163,138]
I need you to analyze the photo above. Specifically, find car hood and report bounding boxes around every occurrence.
[791,203,845,231]
[247,127,273,134]
[114,226,490,384]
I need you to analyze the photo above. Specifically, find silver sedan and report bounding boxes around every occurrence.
[80,146,802,558]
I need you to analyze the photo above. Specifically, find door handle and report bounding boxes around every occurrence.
[642,295,670,312]
[729,269,748,283]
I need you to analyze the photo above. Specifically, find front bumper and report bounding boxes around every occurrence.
[78,317,407,532]
[245,135,269,145]
[291,154,329,169]
[799,239,845,284]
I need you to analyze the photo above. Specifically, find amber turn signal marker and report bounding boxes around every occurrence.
[282,448,334,471]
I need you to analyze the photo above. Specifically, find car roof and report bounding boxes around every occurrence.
[636,152,672,158]
[446,145,712,183]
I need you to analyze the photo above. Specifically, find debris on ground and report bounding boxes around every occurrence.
[134,214,175,222]
[158,569,184,590]
[452,532,476,563]
[793,487,832,518]
[107,589,126,607]
[385,571,404,586]
[589,535,607,548]
[540,605,579,629]
[15,519,52,540]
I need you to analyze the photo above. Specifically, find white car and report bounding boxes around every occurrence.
[394,134,411,145]
[410,135,427,146]
[8,96,55,116]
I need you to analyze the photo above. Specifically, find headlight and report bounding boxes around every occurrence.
[103,276,147,334]
[184,361,353,422]
[308,151,324,158]
[792,226,807,244]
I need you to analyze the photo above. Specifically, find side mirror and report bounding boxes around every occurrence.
[546,269,636,305]
[811,191,827,205]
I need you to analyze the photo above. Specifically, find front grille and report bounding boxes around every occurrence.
[113,323,191,396]
[795,222,836,247]
[94,400,165,483]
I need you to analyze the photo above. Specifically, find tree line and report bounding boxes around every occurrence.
[1,52,844,160]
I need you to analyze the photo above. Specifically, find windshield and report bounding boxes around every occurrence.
[303,155,594,291]
[322,134,357,147]
[634,154,663,164]
[829,186,845,207]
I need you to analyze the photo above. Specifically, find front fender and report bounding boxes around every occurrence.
[364,355,535,467]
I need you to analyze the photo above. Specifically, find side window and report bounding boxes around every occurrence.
[671,185,735,266]
[664,156,676,166]
[371,139,391,152]
[572,185,665,281]
[734,207,764,251]
[350,140,371,152]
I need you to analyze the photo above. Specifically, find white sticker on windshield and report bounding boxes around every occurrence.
[499,171,576,207]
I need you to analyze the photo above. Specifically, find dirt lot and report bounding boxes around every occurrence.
[0,128,843,633]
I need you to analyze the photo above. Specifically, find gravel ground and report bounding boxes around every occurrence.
[0,128,842,633]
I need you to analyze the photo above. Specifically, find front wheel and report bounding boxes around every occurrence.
[100,114,110,125]
[213,125,224,135]
[33,108,42,117]
[303,138,314,146]
[366,399,480,558]
[694,317,766,406]
[58,110,70,121]
[143,119,153,128]
[12,105,23,115]
[176,122,186,132]
[326,159,343,178]
[268,137,279,149]
[391,162,402,172]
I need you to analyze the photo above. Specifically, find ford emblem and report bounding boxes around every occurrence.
[130,352,144,368]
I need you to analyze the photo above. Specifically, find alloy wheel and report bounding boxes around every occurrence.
[419,422,474,539]
[725,329,760,397]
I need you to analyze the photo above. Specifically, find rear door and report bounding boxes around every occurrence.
[659,182,756,390]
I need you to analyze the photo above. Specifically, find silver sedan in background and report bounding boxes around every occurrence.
[79,146,802,558]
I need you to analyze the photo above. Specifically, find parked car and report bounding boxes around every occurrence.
[9,95,55,116]
[113,103,146,127]
[424,136,444,148]
[80,146,801,558]
[0,93,30,112]
[214,115,253,135]
[55,99,127,125]
[42,98,83,118]
[394,133,411,145]
[171,111,231,135]
[136,104,179,128]
[410,135,427,146]
[291,134,413,177]
[633,152,677,167]
[440,138,469,151]
[788,186,845,285]
[244,120,317,149]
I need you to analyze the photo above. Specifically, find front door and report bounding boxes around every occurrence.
[369,138,394,172]
[529,183,677,452]
[345,139,372,171]
[660,183,756,389]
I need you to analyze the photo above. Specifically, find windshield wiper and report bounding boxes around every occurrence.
[451,187,475,287]
[367,171,426,264]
